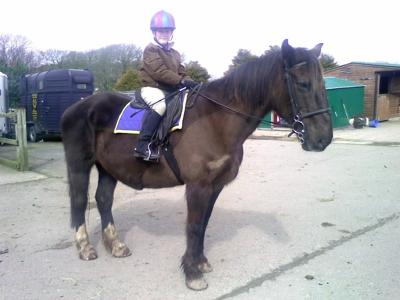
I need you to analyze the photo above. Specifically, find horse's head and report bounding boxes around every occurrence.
[276,39,333,151]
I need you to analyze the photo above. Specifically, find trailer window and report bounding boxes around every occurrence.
[77,84,87,89]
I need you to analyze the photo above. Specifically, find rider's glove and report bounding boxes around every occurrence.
[180,79,199,89]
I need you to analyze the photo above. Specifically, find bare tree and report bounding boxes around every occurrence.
[40,49,68,67]
[0,34,40,69]
[0,34,42,106]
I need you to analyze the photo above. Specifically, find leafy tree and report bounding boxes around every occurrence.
[184,61,210,82]
[263,45,281,55]
[225,49,258,75]
[319,53,338,71]
[114,68,142,91]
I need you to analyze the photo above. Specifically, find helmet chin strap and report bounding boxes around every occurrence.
[153,34,174,50]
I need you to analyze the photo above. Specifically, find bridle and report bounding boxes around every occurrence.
[187,60,330,144]
[283,60,331,144]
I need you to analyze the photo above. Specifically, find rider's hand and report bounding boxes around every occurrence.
[180,79,199,89]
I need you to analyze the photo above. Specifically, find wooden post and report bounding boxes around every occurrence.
[0,109,29,171]
[16,109,29,171]
[373,73,380,120]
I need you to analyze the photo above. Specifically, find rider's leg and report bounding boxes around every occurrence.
[141,87,167,116]
[134,87,166,161]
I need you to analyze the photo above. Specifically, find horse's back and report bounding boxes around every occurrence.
[61,92,130,163]
[62,92,129,134]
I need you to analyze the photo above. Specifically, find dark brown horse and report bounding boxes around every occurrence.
[61,40,332,290]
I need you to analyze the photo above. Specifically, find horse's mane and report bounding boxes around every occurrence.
[206,49,283,111]
[205,47,318,111]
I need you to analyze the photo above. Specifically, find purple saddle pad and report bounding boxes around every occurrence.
[114,94,188,134]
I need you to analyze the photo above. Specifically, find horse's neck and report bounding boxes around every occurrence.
[192,69,282,146]
[226,98,272,144]
[207,99,265,147]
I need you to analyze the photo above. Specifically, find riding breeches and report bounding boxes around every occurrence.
[141,87,166,116]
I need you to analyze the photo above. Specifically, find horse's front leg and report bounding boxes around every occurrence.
[183,184,221,290]
[96,164,131,258]
[197,186,223,273]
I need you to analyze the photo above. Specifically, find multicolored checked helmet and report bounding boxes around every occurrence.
[150,10,176,31]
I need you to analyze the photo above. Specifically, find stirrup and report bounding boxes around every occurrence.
[143,143,160,162]
[134,143,160,163]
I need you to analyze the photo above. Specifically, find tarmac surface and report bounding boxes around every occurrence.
[0,118,399,299]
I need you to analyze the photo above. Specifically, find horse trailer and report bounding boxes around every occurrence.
[20,69,94,142]
[0,72,9,135]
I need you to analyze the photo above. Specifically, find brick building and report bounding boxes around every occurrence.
[324,62,400,120]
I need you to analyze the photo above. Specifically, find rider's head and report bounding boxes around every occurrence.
[150,10,175,49]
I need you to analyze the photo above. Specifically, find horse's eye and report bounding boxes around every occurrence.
[297,81,311,91]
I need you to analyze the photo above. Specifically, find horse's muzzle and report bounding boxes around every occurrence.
[302,134,332,152]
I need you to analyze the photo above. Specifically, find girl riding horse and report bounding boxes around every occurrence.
[135,10,198,162]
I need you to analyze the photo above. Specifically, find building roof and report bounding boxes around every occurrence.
[326,61,400,72]
[324,77,364,90]
[350,62,400,68]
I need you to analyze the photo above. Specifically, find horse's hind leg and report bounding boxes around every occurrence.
[182,184,222,290]
[67,162,97,260]
[95,164,131,258]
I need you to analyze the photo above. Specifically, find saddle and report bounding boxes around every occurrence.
[114,89,188,146]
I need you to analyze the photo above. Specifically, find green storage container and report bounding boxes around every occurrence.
[259,112,273,128]
[324,77,365,128]
[257,77,364,129]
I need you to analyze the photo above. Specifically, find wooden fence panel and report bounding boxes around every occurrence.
[0,109,29,171]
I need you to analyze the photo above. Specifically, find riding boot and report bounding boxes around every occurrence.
[134,109,163,162]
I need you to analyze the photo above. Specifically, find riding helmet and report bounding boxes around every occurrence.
[150,10,176,31]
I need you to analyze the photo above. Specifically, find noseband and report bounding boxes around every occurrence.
[284,61,331,144]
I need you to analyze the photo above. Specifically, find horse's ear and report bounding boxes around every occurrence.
[310,43,323,58]
[281,39,294,61]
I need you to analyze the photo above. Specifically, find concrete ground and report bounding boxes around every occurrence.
[0,119,399,299]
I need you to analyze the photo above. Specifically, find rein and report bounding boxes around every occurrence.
[192,86,268,123]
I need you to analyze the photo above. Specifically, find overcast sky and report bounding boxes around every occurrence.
[1,0,398,78]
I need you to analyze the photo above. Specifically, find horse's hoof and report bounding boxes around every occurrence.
[111,242,132,258]
[186,277,208,290]
[78,245,98,261]
[198,261,213,273]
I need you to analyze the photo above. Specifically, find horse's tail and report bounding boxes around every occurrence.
[61,98,96,229]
